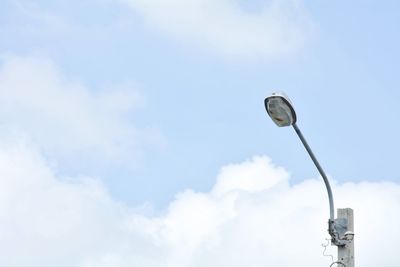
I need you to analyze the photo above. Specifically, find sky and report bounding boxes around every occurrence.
[0,0,400,266]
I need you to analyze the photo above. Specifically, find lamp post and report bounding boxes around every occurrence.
[264,92,354,266]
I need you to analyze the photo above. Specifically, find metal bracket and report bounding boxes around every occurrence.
[329,218,354,247]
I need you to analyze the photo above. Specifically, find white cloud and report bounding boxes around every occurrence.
[0,140,125,267]
[212,156,289,196]
[121,0,314,59]
[0,55,164,169]
[0,146,399,267]
[25,1,137,41]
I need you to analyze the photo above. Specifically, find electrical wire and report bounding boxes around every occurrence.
[330,261,346,267]
[322,239,334,263]
[322,238,347,267]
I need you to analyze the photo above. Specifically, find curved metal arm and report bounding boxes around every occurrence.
[292,123,335,221]
[292,123,351,247]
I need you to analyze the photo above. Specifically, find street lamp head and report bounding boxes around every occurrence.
[264,92,297,127]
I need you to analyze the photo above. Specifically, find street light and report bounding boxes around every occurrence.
[264,92,350,247]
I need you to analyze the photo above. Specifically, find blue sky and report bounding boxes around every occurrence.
[1,1,400,266]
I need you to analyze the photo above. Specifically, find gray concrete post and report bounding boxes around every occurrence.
[337,208,355,267]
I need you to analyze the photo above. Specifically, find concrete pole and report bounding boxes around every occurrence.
[337,208,354,267]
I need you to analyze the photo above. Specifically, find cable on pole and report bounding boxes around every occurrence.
[330,261,346,267]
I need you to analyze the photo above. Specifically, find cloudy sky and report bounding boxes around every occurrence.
[1,0,400,266]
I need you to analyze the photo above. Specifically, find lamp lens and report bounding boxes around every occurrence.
[267,98,293,127]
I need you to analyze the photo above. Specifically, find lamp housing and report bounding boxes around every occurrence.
[264,92,297,127]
